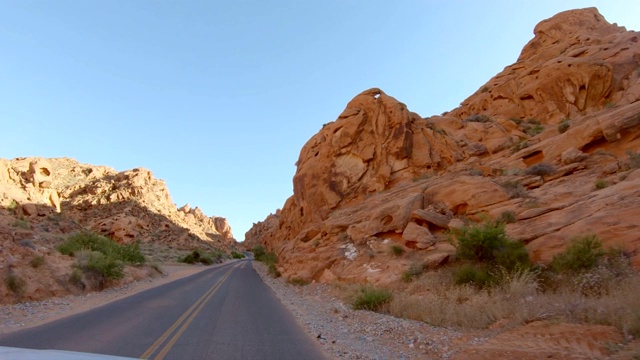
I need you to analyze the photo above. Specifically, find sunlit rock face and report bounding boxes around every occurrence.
[246,7,640,284]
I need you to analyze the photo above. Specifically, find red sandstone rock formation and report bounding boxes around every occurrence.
[0,157,236,303]
[245,8,640,284]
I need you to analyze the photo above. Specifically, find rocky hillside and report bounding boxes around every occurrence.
[0,157,236,303]
[245,7,640,284]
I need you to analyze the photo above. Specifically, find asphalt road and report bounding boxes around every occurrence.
[0,260,328,360]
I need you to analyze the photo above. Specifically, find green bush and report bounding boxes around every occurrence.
[390,245,404,256]
[267,263,281,278]
[511,140,529,152]
[5,273,26,296]
[179,249,216,265]
[252,245,266,260]
[550,234,606,274]
[558,119,571,134]
[230,251,245,259]
[455,221,530,271]
[453,264,494,288]
[352,286,393,311]
[30,256,45,268]
[594,179,608,190]
[79,251,124,281]
[57,231,146,288]
[493,240,531,270]
[525,124,544,136]
[57,231,145,265]
[254,249,280,277]
[499,210,517,224]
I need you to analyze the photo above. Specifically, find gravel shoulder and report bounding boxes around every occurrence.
[0,262,214,335]
[252,261,466,360]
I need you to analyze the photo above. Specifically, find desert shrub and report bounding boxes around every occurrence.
[179,249,215,265]
[523,163,555,176]
[453,264,494,288]
[401,263,424,283]
[455,221,530,271]
[69,268,84,286]
[30,256,45,268]
[558,119,571,134]
[594,179,608,190]
[230,251,245,259]
[627,150,640,169]
[352,286,393,311]
[7,200,18,212]
[117,242,146,265]
[464,114,492,123]
[511,140,529,152]
[12,218,30,229]
[525,124,544,136]
[390,245,404,256]
[493,240,531,271]
[550,234,605,274]
[76,251,124,281]
[57,231,145,265]
[267,263,281,278]
[501,181,528,198]
[5,273,26,296]
[288,278,310,286]
[252,245,266,260]
[510,118,523,125]
[499,210,516,224]
[256,250,280,277]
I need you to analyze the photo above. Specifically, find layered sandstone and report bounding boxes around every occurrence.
[245,8,640,284]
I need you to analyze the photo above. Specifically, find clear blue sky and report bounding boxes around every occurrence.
[1,1,638,241]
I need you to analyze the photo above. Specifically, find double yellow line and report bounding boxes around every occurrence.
[140,263,240,360]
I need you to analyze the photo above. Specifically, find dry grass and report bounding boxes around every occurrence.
[387,265,640,335]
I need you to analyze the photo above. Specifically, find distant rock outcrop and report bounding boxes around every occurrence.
[245,8,640,284]
[0,157,236,303]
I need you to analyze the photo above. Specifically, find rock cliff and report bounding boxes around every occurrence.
[245,8,640,284]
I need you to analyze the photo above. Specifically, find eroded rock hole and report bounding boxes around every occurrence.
[522,150,544,166]
[581,136,609,154]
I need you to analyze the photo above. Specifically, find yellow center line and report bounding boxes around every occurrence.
[152,264,238,360]
[140,263,240,359]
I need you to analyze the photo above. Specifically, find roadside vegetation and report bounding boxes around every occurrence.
[345,220,640,338]
[252,245,281,277]
[57,231,146,288]
[179,249,227,265]
[231,251,246,259]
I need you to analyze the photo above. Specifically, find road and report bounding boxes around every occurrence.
[0,260,327,360]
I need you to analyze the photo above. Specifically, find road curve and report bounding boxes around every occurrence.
[0,260,327,360]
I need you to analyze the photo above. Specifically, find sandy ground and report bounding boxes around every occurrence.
[0,262,216,335]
